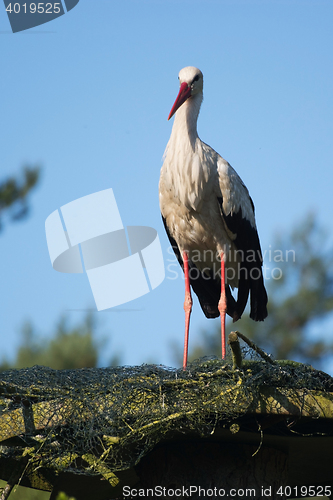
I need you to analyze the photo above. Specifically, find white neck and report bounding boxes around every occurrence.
[169,92,203,150]
[162,91,211,211]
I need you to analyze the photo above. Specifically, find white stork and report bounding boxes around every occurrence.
[159,66,268,369]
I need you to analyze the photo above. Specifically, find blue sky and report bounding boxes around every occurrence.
[1,0,333,372]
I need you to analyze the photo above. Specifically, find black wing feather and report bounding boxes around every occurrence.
[218,197,268,322]
[162,215,237,319]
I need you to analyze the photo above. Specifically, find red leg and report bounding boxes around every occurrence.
[218,252,227,359]
[183,251,193,369]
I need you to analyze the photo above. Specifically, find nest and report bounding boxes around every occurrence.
[0,335,333,493]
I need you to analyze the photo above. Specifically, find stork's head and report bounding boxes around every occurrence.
[168,67,203,120]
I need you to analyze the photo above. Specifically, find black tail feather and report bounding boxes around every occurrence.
[189,260,237,319]
[249,274,268,321]
[233,267,250,322]
[161,214,268,323]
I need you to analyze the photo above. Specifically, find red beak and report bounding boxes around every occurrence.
[168,82,191,120]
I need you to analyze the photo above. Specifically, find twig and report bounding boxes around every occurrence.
[228,332,243,369]
[234,331,276,365]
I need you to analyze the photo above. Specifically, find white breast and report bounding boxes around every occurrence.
[159,139,240,287]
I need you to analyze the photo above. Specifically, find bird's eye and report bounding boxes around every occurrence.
[192,75,200,84]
